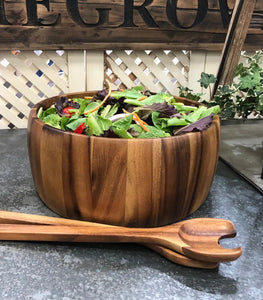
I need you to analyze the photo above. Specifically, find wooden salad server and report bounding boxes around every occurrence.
[0,210,218,269]
[0,210,242,263]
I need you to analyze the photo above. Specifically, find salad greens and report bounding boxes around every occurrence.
[37,87,220,139]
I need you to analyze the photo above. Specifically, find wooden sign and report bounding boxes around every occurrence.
[0,0,262,50]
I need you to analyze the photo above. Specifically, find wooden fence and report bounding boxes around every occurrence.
[0,49,247,129]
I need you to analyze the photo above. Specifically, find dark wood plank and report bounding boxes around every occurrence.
[0,0,261,50]
[214,0,258,94]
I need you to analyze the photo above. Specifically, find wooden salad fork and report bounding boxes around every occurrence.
[0,211,242,265]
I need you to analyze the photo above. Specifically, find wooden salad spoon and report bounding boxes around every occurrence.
[0,210,242,264]
[0,210,218,269]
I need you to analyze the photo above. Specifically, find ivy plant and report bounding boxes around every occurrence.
[178,73,216,102]
[179,50,263,120]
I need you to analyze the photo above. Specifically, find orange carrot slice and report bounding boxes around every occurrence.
[137,96,147,101]
[84,85,112,115]
[122,109,149,132]
[133,112,149,132]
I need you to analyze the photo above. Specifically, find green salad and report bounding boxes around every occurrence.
[37,86,220,139]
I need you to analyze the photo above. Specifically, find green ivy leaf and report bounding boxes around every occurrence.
[238,72,262,92]
[198,72,217,89]
[256,94,263,111]
[234,63,246,77]
[178,86,203,101]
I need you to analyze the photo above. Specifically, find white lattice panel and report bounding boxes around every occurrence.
[105,50,190,94]
[0,49,223,129]
[0,50,69,129]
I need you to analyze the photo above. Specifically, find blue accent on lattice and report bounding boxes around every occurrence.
[3,81,11,88]
[38,91,45,98]
[16,92,23,99]
[36,69,44,77]
[26,81,33,88]
[47,59,54,66]
[58,69,64,77]
[27,102,34,108]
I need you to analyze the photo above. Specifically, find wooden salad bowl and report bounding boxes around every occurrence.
[27,91,220,227]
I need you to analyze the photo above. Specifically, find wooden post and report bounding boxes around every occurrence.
[68,51,86,92]
[213,0,257,96]
[86,51,104,91]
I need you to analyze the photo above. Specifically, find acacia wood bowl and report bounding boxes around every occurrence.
[27,92,220,227]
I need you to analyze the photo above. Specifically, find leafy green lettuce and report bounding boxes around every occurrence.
[138,126,170,138]
[42,114,61,129]
[112,114,134,139]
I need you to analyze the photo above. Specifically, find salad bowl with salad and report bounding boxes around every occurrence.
[28,87,220,227]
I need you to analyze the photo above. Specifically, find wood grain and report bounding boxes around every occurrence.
[27,92,220,228]
[0,0,261,50]
[214,0,257,93]
[0,218,242,263]
[0,210,219,269]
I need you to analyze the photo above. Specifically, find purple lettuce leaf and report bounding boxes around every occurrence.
[99,127,119,138]
[170,112,182,119]
[137,102,178,116]
[96,89,119,105]
[174,113,214,136]
[55,96,80,116]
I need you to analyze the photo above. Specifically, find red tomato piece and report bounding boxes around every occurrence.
[63,106,75,117]
[74,122,86,134]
